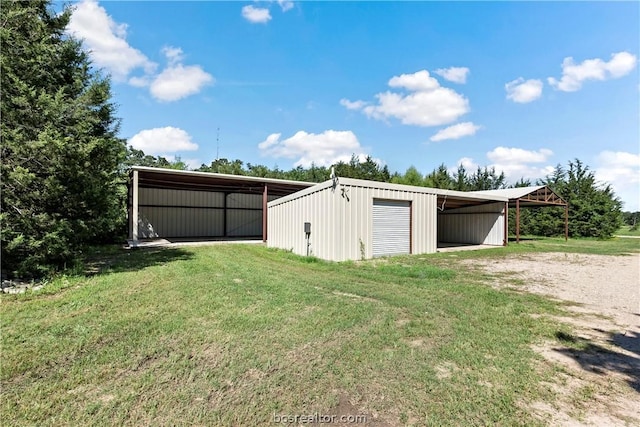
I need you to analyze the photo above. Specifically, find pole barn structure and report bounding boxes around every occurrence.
[127,166,314,245]
[267,178,509,261]
[471,186,568,242]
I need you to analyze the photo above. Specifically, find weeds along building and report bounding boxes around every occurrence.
[128,167,509,261]
[267,177,509,261]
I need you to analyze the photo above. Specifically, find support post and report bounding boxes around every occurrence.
[503,202,508,246]
[131,169,139,242]
[564,205,568,241]
[516,199,520,244]
[223,193,228,237]
[262,184,268,242]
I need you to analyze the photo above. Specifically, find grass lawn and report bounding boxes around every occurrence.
[2,238,638,426]
[616,225,640,237]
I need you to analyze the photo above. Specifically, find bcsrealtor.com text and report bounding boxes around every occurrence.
[272,412,367,424]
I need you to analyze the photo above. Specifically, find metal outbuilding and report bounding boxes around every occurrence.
[471,185,568,242]
[267,177,509,261]
[128,166,314,244]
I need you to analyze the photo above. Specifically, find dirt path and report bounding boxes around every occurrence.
[465,252,640,426]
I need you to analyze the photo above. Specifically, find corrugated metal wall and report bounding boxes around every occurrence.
[267,182,438,261]
[437,202,505,245]
[138,188,277,238]
[267,185,337,258]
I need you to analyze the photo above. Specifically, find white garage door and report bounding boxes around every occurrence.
[372,199,411,257]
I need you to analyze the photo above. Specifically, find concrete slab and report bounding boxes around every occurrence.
[436,243,500,253]
[126,238,264,249]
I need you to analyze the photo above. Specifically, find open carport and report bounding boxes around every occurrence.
[127,166,313,245]
[471,186,568,242]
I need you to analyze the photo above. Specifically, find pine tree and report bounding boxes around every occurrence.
[1,1,127,277]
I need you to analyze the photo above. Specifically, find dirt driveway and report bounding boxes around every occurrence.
[466,252,640,426]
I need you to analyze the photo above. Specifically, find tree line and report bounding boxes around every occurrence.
[0,1,628,278]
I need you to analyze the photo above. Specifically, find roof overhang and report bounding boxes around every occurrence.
[471,185,567,208]
[129,166,315,197]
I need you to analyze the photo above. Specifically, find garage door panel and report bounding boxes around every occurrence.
[372,200,411,257]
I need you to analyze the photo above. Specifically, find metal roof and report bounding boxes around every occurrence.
[130,166,315,197]
[269,177,509,210]
[471,185,566,207]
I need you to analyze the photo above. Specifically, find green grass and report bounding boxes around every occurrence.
[616,225,640,237]
[2,238,638,426]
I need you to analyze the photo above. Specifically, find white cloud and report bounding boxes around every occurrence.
[66,0,155,81]
[67,1,212,102]
[484,147,555,181]
[457,157,478,171]
[150,64,214,102]
[448,157,479,176]
[128,76,151,88]
[258,130,368,167]
[345,70,470,127]
[340,98,368,110]
[161,46,185,65]
[388,70,440,91]
[242,5,272,23]
[129,127,199,154]
[434,67,470,84]
[548,51,638,92]
[487,147,553,164]
[595,150,640,211]
[278,0,294,12]
[505,78,543,103]
[430,122,480,142]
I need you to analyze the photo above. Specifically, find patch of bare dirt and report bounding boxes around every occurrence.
[466,252,640,426]
[310,393,391,427]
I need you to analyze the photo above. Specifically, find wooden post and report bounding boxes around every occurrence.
[564,205,568,241]
[516,199,520,243]
[131,169,139,242]
[262,184,268,242]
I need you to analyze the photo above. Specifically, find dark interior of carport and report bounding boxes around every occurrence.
[128,167,312,243]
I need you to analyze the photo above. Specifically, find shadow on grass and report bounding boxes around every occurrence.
[82,245,195,277]
[555,330,640,393]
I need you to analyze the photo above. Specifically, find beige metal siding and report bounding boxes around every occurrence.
[227,210,262,236]
[139,188,224,207]
[437,202,505,245]
[138,188,277,238]
[268,181,438,261]
[138,188,225,238]
[138,207,224,238]
[267,185,338,258]
[336,184,437,260]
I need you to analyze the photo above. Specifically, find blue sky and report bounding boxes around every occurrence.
[64,1,639,210]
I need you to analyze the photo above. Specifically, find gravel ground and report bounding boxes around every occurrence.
[467,252,640,329]
[465,252,640,426]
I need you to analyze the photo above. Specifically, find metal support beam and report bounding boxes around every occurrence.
[503,202,508,246]
[223,192,228,237]
[516,199,520,244]
[262,184,268,242]
[132,170,139,242]
[564,205,569,241]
